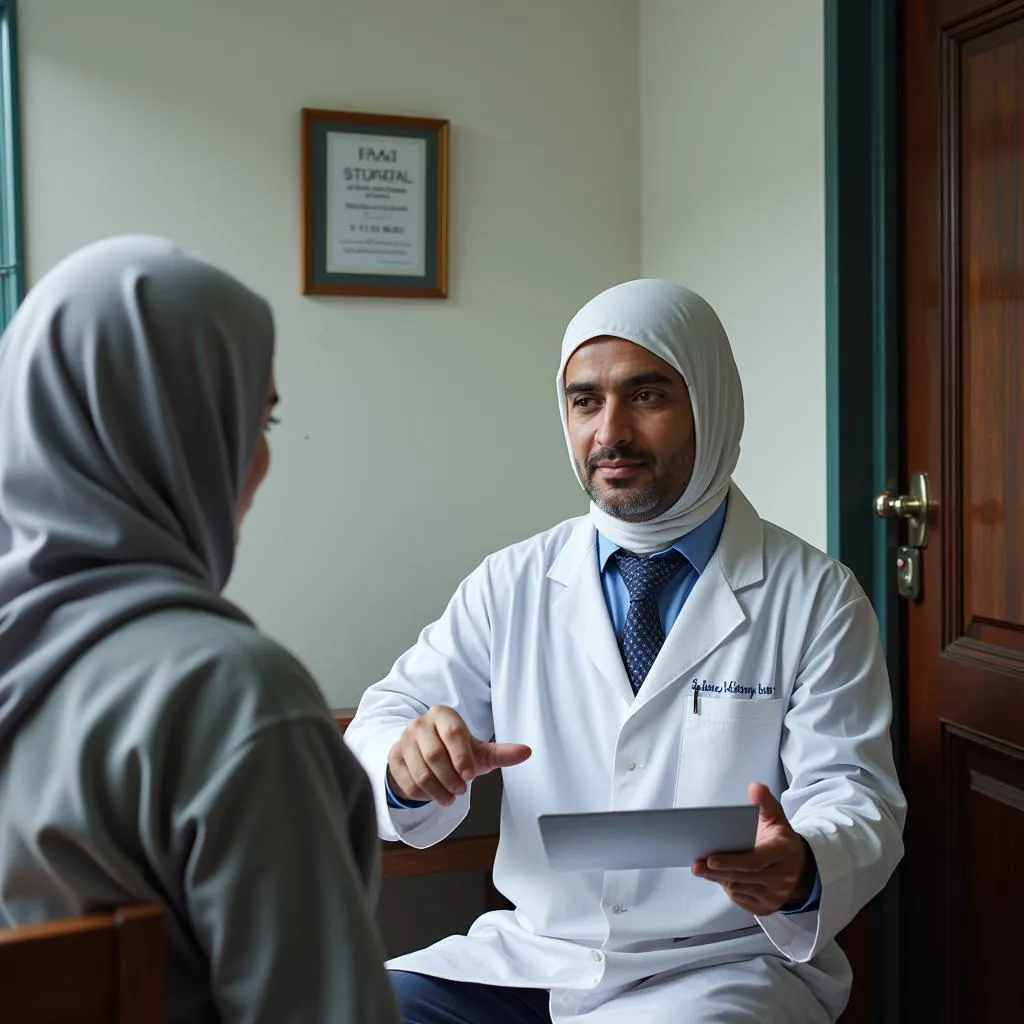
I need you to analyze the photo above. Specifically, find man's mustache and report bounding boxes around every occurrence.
[585,446,654,474]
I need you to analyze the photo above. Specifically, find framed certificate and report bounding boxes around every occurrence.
[302,108,449,298]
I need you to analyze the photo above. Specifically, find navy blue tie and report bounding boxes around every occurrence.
[614,550,687,694]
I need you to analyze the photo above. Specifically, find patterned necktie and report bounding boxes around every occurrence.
[613,550,687,694]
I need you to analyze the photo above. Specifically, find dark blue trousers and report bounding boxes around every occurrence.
[391,970,551,1024]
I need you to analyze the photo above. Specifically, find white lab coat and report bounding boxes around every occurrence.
[346,487,905,1022]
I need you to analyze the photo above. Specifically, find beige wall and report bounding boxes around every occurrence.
[640,0,826,548]
[19,0,641,707]
[19,0,827,709]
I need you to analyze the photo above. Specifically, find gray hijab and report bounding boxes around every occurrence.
[0,235,274,748]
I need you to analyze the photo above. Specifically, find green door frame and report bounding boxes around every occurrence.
[0,0,25,326]
[824,1,903,1021]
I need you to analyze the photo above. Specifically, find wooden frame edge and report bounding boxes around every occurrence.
[300,108,449,299]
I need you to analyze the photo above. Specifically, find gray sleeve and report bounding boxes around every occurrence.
[175,717,400,1024]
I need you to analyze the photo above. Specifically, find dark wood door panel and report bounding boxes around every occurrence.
[939,659,1024,750]
[904,1,1024,1021]
[944,726,1024,1020]
[960,16,1024,648]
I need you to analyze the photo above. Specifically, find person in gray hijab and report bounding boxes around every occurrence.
[0,235,400,1024]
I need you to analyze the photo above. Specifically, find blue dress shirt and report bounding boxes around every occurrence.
[596,499,728,637]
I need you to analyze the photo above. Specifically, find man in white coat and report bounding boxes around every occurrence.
[346,280,906,1023]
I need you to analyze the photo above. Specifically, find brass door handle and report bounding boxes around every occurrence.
[875,471,931,602]
[874,492,924,519]
[874,471,930,550]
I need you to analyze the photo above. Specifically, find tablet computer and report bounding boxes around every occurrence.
[538,805,759,872]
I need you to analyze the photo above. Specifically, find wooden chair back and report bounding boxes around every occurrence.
[0,903,166,1023]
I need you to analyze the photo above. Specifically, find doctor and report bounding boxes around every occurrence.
[346,280,906,1023]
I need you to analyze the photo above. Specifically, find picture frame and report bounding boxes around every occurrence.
[302,108,449,298]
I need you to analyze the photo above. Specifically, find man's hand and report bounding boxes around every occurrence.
[691,782,817,915]
[386,705,532,807]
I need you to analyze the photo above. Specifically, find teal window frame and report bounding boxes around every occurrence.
[0,0,24,328]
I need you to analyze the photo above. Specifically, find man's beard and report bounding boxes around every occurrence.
[579,444,668,523]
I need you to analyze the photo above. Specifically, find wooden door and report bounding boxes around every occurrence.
[904,1,1024,1020]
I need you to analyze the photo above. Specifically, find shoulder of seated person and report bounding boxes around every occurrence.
[81,608,330,740]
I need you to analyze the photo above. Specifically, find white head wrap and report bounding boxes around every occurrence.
[556,279,744,555]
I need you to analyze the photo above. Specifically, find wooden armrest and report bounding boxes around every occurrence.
[382,834,499,879]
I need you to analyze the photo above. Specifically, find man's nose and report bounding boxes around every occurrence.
[594,401,633,449]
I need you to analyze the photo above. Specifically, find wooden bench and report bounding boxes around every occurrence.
[0,903,166,1023]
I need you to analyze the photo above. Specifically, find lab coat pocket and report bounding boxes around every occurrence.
[675,697,785,807]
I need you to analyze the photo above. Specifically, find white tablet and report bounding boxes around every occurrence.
[538,805,759,872]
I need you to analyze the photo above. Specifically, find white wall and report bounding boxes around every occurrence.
[19,0,640,707]
[640,0,826,549]
[19,0,827,709]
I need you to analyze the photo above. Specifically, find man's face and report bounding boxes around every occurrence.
[564,337,696,522]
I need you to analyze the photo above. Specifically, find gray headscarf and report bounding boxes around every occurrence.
[0,235,274,748]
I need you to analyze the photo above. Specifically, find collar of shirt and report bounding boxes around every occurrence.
[596,497,729,576]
